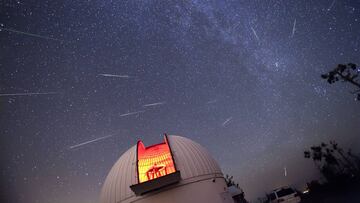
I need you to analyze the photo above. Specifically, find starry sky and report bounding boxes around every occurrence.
[1,0,360,202]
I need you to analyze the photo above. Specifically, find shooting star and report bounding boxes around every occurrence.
[232,22,242,31]
[99,74,130,78]
[206,99,217,104]
[143,102,165,107]
[0,92,58,97]
[284,167,287,177]
[0,25,62,41]
[69,134,113,149]
[222,117,233,127]
[291,19,296,38]
[250,26,260,42]
[327,0,336,12]
[119,110,145,117]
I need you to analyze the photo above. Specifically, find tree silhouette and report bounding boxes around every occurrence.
[304,141,360,182]
[224,174,248,203]
[225,174,239,188]
[321,63,360,101]
[330,141,357,174]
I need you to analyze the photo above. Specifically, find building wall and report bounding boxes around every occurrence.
[128,177,234,203]
[100,136,230,203]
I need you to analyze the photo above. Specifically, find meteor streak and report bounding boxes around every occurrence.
[143,102,165,107]
[206,99,217,104]
[327,0,336,11]
[69,134,113,149]
[0,26,62,41]
[0,92,58,97]
[250,26,260,42]
[99,74,130,78]
[291,19,296,38]
[222,117,233,127]
[119,110,145,117]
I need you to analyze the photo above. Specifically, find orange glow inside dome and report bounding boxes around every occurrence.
[137,137,176,183]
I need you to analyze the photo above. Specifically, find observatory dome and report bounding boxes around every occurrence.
[100,135,232,203]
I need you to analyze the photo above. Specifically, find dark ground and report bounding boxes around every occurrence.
[300,183,360,203]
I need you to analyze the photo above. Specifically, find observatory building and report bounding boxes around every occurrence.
[100,135,234,203]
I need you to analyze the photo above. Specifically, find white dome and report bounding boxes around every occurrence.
[100,135,224,203]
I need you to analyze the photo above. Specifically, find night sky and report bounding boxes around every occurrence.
[1,0,360,202]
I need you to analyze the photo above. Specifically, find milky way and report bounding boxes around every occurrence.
[1,0,360,202]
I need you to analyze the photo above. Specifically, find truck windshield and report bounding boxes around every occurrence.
[276,188,295,197]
